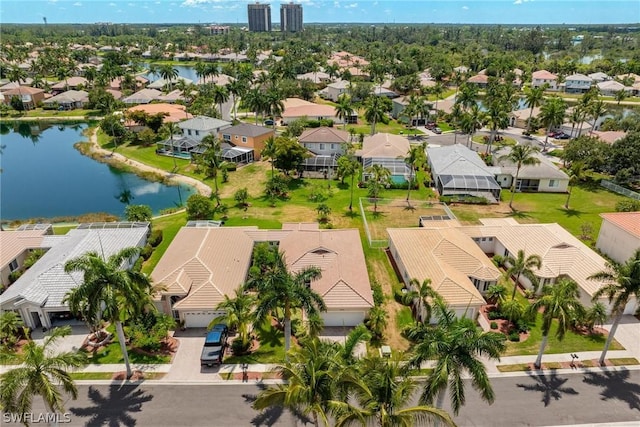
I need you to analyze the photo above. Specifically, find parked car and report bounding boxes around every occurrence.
[200,330,226,367]
[264,119,275,126]
[426,122,437,130]
[555,132,571,140]
[432,127,442,134]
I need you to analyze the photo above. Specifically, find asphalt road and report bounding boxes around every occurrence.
[3,370,639,426]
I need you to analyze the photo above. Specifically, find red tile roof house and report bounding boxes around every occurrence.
[596,212,640,266]
[298,127,350,156]
[532,70,559,91]
[1,86,45,110]
[41,90,89,110]
[151,223,374,328]
[282,103,346,126]
[50,76,88,94]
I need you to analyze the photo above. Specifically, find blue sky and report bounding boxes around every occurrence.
[1,0,638,25]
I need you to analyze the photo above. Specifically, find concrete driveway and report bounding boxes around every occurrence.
[163,328,226,381]
[603,315,640,358]
[31,324,89,353]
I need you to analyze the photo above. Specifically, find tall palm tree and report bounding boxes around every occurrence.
[403,143,426,206]
[55,66,73,92]
[564,161,585,209]
[253,338,359,427]
[0,327,87,419]
[251,250,326,353]
[498,145,541,210]
[334,94,354,130]
[588,99,606,135]
[523,84,546,133]
[158,64,179,91]
[0,311,25,345]
[364,95,391,135]
[64,247,153,379]
[431,81,445,112]
[209,286,255,350]
[484,101,509,154]
[401,278,441,324]
[528,279,585,369]
[614,89,627,105]
[539,96,567,151]
[243,87,267,124]
[266,89,285,128]
[335,355,455,427]
[455,83,478,112]
[7,64,27,109]
[462,104,485,148]
[162,121,180,171]
[226,79,247,121]
[337,156,360,212]
[365,164,391,213]
[588,249,640,365]
[194,61,208,84]
[211,85,229,119]
[408,303,506,416]
[197,134,224,198]
[503,249,543,299]
[261,136,277,178]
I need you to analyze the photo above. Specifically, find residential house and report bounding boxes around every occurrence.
[564,73,593,93]
[324,80,350,102]
[467,73,489,88]
[1,86,45,110]
[373,85,399,99]
[151,223,374,328]
[109,75,149,91]
[0,78,34,91]
[531,70,559,91]
[493,147,569,193]
[0,223,149,329]
[218,123,274,161]
[179,116,232,142]
[147,76,194,90]
[389,218,636,318]
[281,98,353,125]
[591,130,627,145]
[296,71,331,84]
[42,90,89,110]
[122,88,163,104]
[588,72,610,83]
[391,96,432,125]
[597,80,631,97]
[0,225,53,290]
[508,106,540,129]
[596,212,640,265]
[357,133,411,183]
[125,103,192,128]
[427,144,502,202]
[298,127,350,156]
[51,76,88,94]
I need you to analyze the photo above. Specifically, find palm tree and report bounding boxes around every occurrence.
[401,278,441,324]
[211,85,229,119]
[7,65,27,110]
[504,249,542,299]
[462,104,485,148]
[564,161,585,209]
[539,97,567,151]
[226,79,247,121]
[64,247,153,379]
[523,84,546,133]
[0,311,25,345]
[588,99,606,135]
[485,283,507,306]
[614,89,627,105]
[55,66,73,91]
[499,298,525,331]
[158,64,179,91]
[209,286,255,351]
[529,279,584,369]
[336,156,360,212]
[403,143,426,206]
[0,326,87,419]
[364,95,391,135]
[251,250,326,353]
[334,94,354,130]
[266,89,285,128]
[261,136,277,178]
[365,164,391,213]
[197,134,224,198]
[408,303,506,416]
[432,81,445,112]
[162,121,180,171]
[499,145,541,210]
[253,338,358,427]
[243,87,267,124]
[194,61,207,84]
[484,101,509,154]
[588,249,640,365]
[335,355,455,427]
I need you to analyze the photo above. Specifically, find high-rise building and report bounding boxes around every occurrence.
[247,2,271,32]
[280,2,303,32]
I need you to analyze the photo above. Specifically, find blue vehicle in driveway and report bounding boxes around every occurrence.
[200,328,227,367]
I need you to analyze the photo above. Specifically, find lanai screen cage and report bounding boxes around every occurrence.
[362,158,411,182]
[437,174,502,200]
[191,143,254,165]
[301,153,340,172]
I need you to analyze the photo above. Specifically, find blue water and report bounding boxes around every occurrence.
[142,64,200,83]
[0,123,194,221]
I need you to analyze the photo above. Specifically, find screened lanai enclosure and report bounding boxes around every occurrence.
[191,143,254,164]
[362,158,411,184]
[436,174,501,203]
[156,136,199,159]
[300,153,340,174]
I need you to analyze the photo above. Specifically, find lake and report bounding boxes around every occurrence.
[0,122,194,221]
[142,64,200,83]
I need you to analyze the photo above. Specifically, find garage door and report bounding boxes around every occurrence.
[322,311,365,327]
[182,311,226,329]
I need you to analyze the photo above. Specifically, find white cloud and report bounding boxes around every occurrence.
[181,0,225,6]
[333,1,340,8]
[73,1,82,6]
[462,5,469,10]
[514,0,522,4]
[109,2,116,6]
[344,3,358,9]
[128,2,135,6]
[47,0,58,3]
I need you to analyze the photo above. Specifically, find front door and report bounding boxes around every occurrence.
[30,311,42,328]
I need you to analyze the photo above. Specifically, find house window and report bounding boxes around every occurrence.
[195,130,200,136]
[549,179,558,188]
[188,130,192,136]
[242,136,247,143]
[330,144,335,150]
[223,134,231,141]
[9,259,19,272]
[235,135,238,140]
[319,143,325,150]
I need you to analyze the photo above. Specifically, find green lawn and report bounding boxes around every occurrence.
[347,119,424,136]
[224,321,291,364]
[82,341,171,365]
[18,108,101,118]
[53,225,77,235]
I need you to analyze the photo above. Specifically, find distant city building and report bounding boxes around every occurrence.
[280,2,303,32]
[205,25,230,35]
[248,2,272,32]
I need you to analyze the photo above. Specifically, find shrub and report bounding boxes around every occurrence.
[490,321,498,330]
[515,318,531,333]
[508,331,520,342]
[128,312,176,352]
[308,185,329,202]
[186,194,214,220]
[221,168,229,183]
[224,162,237,172]
[615,199,640,212]
[124,204,153,222]
[371,280,385,307]
[23,249,45,269]
[8,270,22,284]
[140,244,153,260]
[487,310,503,320]
[231,338,251,355]
[148,230,163,247]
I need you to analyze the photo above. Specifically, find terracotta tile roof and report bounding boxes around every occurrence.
[600,212,640,239]
[282,104,337,119]
[1,86,44,96]
[467,74,489,84]
[532,70,558,80]
[591,130,627,144]
[0,229,50,268]
[299,127,350,144]
[358,133,410,159]
[125,103,192,123]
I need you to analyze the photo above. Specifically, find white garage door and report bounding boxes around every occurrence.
[182,310,226,328]
[322,311,365,327]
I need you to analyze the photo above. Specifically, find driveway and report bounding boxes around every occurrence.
[318,326,366,358]
[32,324,89,353]
[603,315,640,359]
[163,328,226,381]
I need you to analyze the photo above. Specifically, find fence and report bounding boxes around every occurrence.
[600,180,640,201]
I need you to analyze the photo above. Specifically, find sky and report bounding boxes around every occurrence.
[1,0,638,25]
